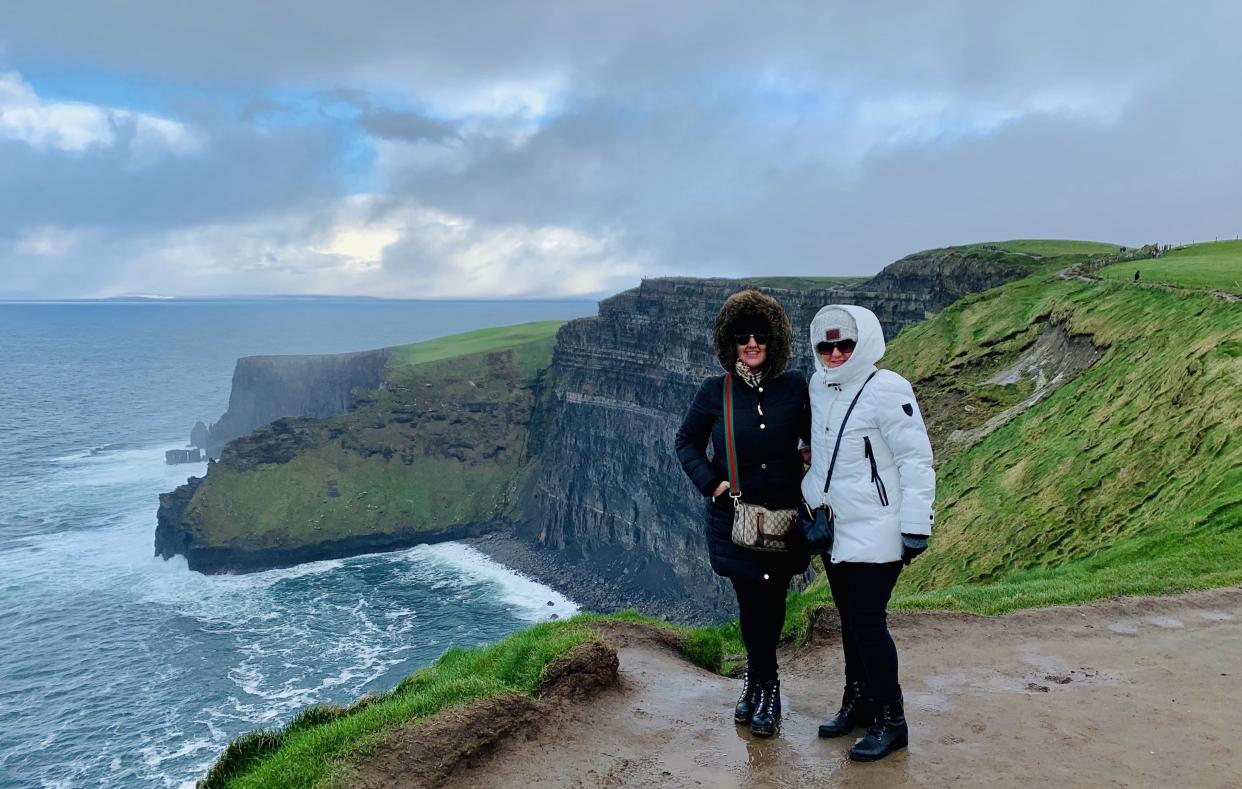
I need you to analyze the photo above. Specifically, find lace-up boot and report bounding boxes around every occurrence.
[749,680,781,737]
[818,679,871,738]
[848,692,908,761]
[733,672,757,724]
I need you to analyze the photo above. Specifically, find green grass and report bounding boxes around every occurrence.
[203,619,599,789]
[205,614,721,789]
[189,450,519,547]
[969,239,1124,257]
[1098,240,1242,292]
[882,273,1242,597]
[387,320,565,370]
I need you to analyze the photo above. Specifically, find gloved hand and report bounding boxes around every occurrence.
[901,534,928,566]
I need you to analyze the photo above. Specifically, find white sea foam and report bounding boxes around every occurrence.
[3,441,576,789]
[45,439,208,489]
[409,542,580,621]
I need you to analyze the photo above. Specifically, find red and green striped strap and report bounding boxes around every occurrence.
[723,374,741,497]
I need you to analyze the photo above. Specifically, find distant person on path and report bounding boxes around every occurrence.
[804,304,935,762]
[675,290,811,738]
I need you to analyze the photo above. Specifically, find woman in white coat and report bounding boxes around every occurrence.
[801,304,934,762]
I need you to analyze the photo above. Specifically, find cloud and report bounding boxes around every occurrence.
[2,2,1242,297]
[0,70,203,156]
[0,195,639,299]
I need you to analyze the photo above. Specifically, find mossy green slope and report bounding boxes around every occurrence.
[1099,240,1242,293]
[182,323,563,550]
[883,272,1242,609]
[980,239,1123,257]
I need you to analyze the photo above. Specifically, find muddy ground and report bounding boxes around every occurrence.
[350,587,1242,788]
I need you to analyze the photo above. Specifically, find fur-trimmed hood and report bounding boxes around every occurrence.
[713,289,793,375]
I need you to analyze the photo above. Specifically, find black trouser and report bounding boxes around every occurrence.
[826,560,904,702]
[730,574,791,683]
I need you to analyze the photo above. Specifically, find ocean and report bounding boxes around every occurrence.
[0,300,596,788]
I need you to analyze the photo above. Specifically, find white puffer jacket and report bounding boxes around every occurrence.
[800,305,935,563]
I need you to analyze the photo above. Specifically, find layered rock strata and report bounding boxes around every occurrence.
[205,349,390,458]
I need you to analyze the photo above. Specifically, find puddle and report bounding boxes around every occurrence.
[1198,610,1236,622]
[1147,616,1185,629]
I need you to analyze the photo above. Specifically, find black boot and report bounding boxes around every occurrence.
[733,672,757,724]
[818,679,871,738]
[848,692,908,761]
[749,680,781,737]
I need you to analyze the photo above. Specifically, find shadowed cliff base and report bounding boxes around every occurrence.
[355,587,1242,789]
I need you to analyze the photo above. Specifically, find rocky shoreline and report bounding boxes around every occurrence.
[466,532,733,625]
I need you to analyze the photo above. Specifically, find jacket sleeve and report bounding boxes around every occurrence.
[875,372,936,536]
[675,379,724,496]
[795,371,811,446]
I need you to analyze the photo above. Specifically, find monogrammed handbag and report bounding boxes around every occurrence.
[723,374,798,552]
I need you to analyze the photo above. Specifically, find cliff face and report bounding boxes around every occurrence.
[157,248,1039,607]
[205,349,390,458]
[158,341,553,573]
[521,248,1041,622]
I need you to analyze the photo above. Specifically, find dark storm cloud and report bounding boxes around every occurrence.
[2,1,1241,296]
[356,109,459,143]
[0,121,342,237]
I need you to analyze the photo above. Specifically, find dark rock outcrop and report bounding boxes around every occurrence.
[164,448,203,464]
[190,421,209,449]
[205,349,390,458]
[155,474,204,562]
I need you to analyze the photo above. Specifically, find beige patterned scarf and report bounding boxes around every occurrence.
[734,359,766,388]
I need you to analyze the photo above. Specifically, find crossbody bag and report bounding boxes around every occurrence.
[800,371,878,554]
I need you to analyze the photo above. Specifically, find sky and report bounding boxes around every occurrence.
[1,1,1240,299]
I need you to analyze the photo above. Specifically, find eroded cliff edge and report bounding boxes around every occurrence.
[157,326,560,573]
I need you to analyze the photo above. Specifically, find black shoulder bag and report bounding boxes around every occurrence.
[800,371,878,554]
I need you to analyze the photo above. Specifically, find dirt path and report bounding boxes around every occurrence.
[413,588,1239,788]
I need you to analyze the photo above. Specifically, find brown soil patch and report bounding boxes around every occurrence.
[342,628,670,788]
[403,587,1242,789]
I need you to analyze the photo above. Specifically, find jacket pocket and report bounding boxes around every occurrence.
[863,436,890,507]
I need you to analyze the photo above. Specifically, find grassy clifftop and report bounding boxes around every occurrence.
[174,322,563,554]
[1099,239,1242,293]
[971,238,1122,257]
[866,257,1240,611]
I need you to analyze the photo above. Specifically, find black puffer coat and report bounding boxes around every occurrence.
[674,290,812,581]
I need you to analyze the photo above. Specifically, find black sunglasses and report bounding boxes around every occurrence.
[733,331,771,345]
[816,339,857,354]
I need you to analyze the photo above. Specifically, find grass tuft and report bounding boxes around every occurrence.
[200,730,286,789]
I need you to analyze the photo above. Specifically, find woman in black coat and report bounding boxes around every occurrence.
[674,289,811,737]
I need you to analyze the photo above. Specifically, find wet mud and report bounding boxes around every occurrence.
[355,587,1242,788]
